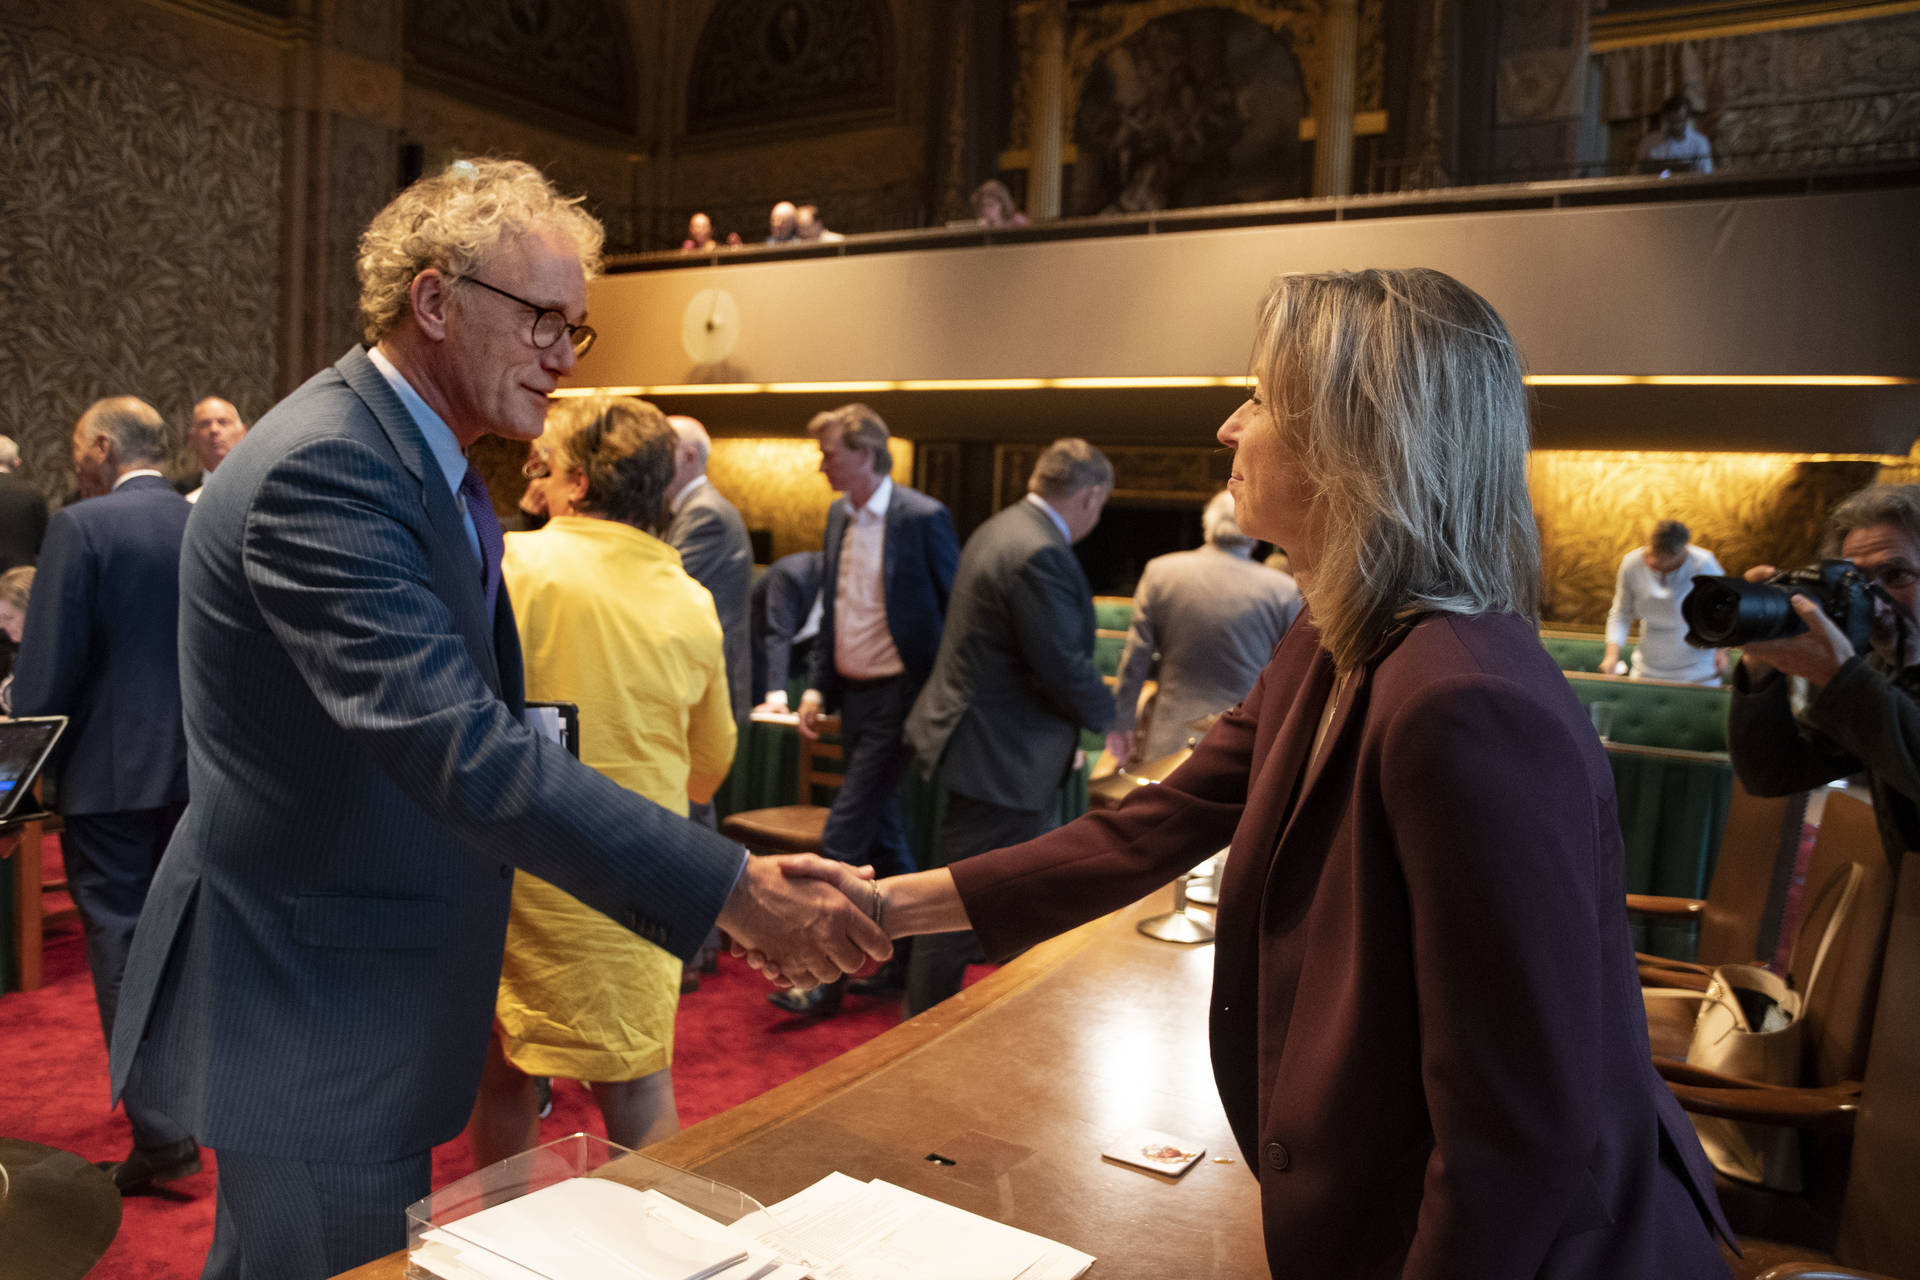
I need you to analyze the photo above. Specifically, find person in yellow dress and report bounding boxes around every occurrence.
[466,393,737,1163]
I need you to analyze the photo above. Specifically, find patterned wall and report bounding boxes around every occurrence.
[0,20,283,498]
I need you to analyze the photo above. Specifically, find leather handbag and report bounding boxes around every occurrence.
[1643,860,1863,1191]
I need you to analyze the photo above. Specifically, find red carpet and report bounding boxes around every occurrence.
[1,913,978,1279]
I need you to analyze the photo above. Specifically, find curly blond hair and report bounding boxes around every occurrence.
[355,158,605,344]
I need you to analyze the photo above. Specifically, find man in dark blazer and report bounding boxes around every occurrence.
[780,403,958,1013]
[665,414,753,728]
[13,396,196,1190]
[750,549,823,712]
[0,436,48,571]
[902,438,1115,1015]
[107,160,887,1280]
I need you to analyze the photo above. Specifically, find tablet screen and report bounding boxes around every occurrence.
[0,716,65,820]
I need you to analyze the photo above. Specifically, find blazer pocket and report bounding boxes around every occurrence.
[293,894,453,951]
[1554,1168,1616,1239]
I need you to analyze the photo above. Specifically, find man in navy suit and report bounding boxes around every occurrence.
[108,160,887,1280]
[14,396,197,1190]
[776,405,957,1013]
[750,549,824,713]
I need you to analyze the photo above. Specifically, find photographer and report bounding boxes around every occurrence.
[1728,484,1920,866]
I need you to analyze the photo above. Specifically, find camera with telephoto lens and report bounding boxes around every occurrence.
[1681,559,1880,654]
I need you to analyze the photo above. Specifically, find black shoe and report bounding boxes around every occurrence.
[97,1138,201,1194]
[847,959,906,996]
[766,977,844,1016]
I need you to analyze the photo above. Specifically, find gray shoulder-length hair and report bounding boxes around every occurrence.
[1252,268,1540,670]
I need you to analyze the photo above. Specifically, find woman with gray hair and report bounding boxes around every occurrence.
[782,268,1731,1277]
[1106,489,1301,766]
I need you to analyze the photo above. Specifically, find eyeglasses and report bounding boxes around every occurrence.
[457,276,597,357]
[521,451,552,480]
[1859,561,1920,592]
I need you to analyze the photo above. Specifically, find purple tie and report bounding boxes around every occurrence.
[458,462,505,617]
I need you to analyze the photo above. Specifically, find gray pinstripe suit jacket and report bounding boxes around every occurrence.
[109,346,746,1162]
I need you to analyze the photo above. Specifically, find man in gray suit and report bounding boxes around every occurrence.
[109,159,886,1280]
[1107,489,1302,766]
[665,414,752,729]
[902,438,1114,1015]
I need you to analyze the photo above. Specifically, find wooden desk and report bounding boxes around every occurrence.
[341,888,1264,1279]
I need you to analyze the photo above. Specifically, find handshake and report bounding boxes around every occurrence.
[714,853,899,990]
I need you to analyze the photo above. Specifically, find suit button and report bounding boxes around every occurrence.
[499,864,512,879]
[1264,1142,1289,1172]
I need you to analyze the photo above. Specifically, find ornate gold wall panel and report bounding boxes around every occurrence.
[1531,450,1885,626]
[0,16,283,496]
[707,436,914,561]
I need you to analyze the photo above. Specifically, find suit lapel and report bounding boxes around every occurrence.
[333,346,505,698]
[881,488,903,599]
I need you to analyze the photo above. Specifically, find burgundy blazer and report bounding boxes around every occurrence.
[952,611,1733,1279]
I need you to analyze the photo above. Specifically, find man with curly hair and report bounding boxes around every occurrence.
[109,159,888,1279]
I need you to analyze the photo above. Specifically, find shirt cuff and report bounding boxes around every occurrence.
[762,690,789,711]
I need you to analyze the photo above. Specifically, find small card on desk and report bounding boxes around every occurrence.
[1103,1129,1205,1177]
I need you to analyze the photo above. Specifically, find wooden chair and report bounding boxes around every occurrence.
[4,809,71,992]
[1678,849,1920,1279]
[1631,778,1808,1001]
[1654,789,1899,1251]
[718,716,842,855]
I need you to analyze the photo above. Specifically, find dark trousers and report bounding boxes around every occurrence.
[904,791,1054,1017]
[821,675,918,880]
[63,805,191,1150]
[202,1147,431,1280]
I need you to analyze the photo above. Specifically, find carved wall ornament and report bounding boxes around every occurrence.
[685,0,894,135]
[1068,6,1313,213]
[1007,0,1383,155]
[405,0,638,135]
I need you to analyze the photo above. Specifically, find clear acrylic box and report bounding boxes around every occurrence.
[405,1132,765,1279]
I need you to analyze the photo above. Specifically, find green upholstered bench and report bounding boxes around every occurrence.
[1540,630,1610,674]
[1559,672,1734,960]
[1562,671,1728,753]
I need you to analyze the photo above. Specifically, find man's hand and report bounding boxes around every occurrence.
[1104,729,1136,769]
[753,690,790,716]
[796,689,825,740]
[716,854,889,989]
[1739,595,1854,688]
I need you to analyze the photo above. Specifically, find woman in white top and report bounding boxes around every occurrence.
[1603,519,1726,683]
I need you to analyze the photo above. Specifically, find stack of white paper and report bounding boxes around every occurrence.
[732,1172,1094,1280]
[413,1178,804,1280]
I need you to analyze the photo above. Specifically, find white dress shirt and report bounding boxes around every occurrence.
[834,476,906,680]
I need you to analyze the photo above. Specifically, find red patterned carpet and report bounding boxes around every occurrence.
[1,912,963,1279]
